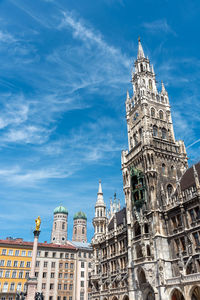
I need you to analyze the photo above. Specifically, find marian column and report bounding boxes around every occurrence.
[26,217,41,300]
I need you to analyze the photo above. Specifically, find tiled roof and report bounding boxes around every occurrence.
[180,162,200,191]
[108,207,126,231]
[0,238,76,250]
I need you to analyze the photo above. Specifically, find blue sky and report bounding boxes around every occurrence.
[0,0,200,243]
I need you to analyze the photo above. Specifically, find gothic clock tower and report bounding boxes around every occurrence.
[121,38,188,299]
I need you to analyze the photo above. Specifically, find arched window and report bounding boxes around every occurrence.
[191,286,200,300]
[171,289,185,300]
[149,79,153,90]
[151,107,155,117]
[136,244,143,258]
[162,164,166,175]
[159,110,164,120]
[171,166,175,177]
[140,63,143,72]
[144,223,149,233]
[153,125,157,137]
[62,222,65,230]
[75,228,77,235]
[134,222,141,236]
[82,227,85,234]
[167,184,173,197]
[161,128,167,139]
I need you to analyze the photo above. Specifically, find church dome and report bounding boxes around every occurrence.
[54,206,68,215]
[73,211,87,220]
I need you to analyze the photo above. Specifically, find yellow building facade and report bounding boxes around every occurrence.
[0,238,32,300]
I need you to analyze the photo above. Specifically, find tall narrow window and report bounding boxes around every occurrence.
[153,125,157,137]
[151,107,155,117]
[162,164,166,175]
[167,184,173,197]
[161,128,167,139]
[159,110,164,120]
[140,63,143,72]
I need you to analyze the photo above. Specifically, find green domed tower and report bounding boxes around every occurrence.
[72,211,87,243]
[51,205,68,245]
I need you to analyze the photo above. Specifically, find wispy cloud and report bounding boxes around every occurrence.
[142,19,176,35]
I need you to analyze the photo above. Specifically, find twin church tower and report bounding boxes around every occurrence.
[51,206,87,244]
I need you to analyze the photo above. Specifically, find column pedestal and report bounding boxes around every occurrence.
[26,230,40,300]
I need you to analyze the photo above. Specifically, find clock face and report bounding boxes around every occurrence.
[133,112,139,121]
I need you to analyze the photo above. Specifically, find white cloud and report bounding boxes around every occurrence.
[142,19,176,35]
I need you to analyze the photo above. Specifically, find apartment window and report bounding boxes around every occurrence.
[20,261,24,267]
[52,252,56,258]
[35,260,40,267]
[42,283,46,290]
[21,251,26,256]
[8,250,13,256]
[12,271,17,278]
[5,271,10,278]
[71,253,74,259]
[17,283,22,292]
[35,272,38,278]
[84,252,86,258]
[7,260,11,267]
[69,284,73,290]
[49,297,53,300]
[15,250,19,256]
[64,273,68,278]
[0,270,3,278]
[65,263,68,268]
[81,281,84,287]
[51,272,55,278]
[195,207,200,219]
[59,263,63,268]
[57,297,61,300]
[62,222,65,229]
[19,272,23,279]
[69,273,73,279]
[28,251,32,257]
[9,297,13,300]
[37,251,41,257]
[58,284,61,290]
[70,263,74,269]
[26,262,31,267]
[81,271,84,277]
[51,261,55,268]
[89,253,92,258]
[69,297,72,300]
[81,262,84,268]
[64,284,67,290]
[78,252,81,257]
[43,272,47,278]
[25,272,29,279]
[88,262,91,268]
[50,284,54,290]
[65,253,69,258]
[80,292,84,300]
[58,273,62,278]
[44,261,48,268]
[0,260,5,266]
[45,252,48,257]
[2,249,6,255]
[13,261,18,267]
[10,283,15,291]
[3,282,8,292]
[63,297,66,300]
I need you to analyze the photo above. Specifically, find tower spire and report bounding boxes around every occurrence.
[137,36,145,59]
[96,179,105,205]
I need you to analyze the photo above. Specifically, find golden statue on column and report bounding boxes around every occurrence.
[35,216,41,231]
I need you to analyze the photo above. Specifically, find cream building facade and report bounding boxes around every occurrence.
[89,39,200,300]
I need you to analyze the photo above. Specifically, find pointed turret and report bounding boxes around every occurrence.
[161,81,166,93]
[137,37,145,59]
[151,64,155,74]
[96,179,105,206]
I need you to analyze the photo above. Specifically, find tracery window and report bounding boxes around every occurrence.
[151,107,155,117]
[162,163,166,175]
[167,184,173,197]
[161,128,167,139]
[159,110,164,120]
[149,79,153,90]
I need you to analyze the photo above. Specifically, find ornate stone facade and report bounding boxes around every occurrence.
[89,39,200,300]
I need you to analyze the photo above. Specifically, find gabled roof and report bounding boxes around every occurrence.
[180,162,200,191]
[108,207,126,231]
